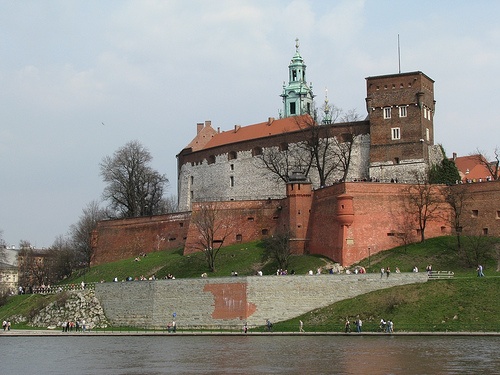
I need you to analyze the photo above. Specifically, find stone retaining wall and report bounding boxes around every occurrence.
[95,273,427,329]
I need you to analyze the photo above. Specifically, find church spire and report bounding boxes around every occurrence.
[280,38,314,118]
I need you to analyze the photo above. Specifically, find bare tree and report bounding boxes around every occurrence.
[70,200,108,269]
[191,202,234,272]
[294,114,340,186]
[100,140,169,218]
[295,114,359,186]
[255,142,309,183]
[445,185,473,253]
[340,109,363,122]
[47,235,78,283]
[262,231,292,271]
[332,131,358,182]
[392,208,418,252]
[471,147,499,180]
[0,229,7,263]
[461,232,498,268]
[18,248,51,289]
[404,173,444,243]
[163,194,179,213]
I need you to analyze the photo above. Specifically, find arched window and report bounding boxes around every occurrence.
[228,151,237,160]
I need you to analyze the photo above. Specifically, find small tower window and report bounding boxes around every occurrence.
[230,176,235,187]
[290,102,296,115]
[383,107,391,119]
[391,128,401,140]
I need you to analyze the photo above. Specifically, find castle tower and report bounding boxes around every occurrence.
[286,170,312,255]
[280,39,314,118]
[365,71,436,182]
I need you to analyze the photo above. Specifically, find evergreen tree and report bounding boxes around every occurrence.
[429,145,460,184]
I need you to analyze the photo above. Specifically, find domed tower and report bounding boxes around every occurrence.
[280,39,315,118]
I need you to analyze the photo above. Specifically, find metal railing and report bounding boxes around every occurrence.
[428,271,455,279]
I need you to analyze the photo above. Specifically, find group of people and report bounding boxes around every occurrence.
[380,319,394,333]
[379,267,402,278]
[61,319,88,332]
[166,320,176,333]
[113,273,175,282]
[2,320,11,331]
[344,317,363,333]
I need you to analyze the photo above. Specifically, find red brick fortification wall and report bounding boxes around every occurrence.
[307,182,451,266]
[183,199,285,255]
[92,212,191,265]
[458,180,500,236]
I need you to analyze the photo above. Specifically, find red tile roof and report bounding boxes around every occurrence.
[201,115,312,150]
[453,155,495,182]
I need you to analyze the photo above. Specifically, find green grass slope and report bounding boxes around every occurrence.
[2,236,499,332]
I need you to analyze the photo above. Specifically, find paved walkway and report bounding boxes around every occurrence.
[1,330,499,337]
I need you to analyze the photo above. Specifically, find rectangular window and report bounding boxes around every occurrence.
[383,107,391,119]
[471,210,478,218]
[391,127,401,140]
[423,107,427,119]
[290,102,296,115]
[426,128,430,141]
[398,106,407,117]
[230,176,234,187]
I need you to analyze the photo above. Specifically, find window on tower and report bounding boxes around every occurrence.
[383,107,391,119]
[292,70,297,80]
[391,127,401,140]
[290,102,296,115]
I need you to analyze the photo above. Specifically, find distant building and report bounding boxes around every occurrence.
[453,154,498,182]
[0,262,18,295]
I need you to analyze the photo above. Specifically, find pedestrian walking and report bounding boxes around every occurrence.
[477,265,485,277]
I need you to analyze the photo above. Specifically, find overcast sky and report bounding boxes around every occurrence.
[1,0,499,248]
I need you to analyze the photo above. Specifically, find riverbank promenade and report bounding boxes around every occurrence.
[2,329,498,337]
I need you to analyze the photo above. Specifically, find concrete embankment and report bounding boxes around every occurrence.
[95,273,428,329]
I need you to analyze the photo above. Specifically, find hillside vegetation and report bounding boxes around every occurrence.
[2,236,499,332]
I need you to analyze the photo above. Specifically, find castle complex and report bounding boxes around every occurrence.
[92,42,500,267]
[176,41,443,211]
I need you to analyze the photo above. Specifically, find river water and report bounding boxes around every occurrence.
[1,335,498,375]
